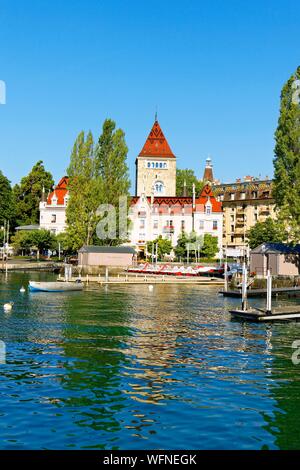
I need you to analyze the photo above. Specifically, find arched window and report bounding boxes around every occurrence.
[153,181,165,195]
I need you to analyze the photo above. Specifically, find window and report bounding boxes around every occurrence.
[147,162,151,168]
[154,181,164,195]
[230,215,234,222]
[213,220,218,230]
[230,193,235,200]
[159,162,163,168]
[181,220,185,231]
[199,220,204,230]
[153,220,158,229]
[51,214,56,223]
[205,205,211,215]
[163,162,167,169]
[156,162,159,168]
[140,219,145,229]
[240,192,245,200]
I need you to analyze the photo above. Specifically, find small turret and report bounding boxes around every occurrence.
[203,157,214,184]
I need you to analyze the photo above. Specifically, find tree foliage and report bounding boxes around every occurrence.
[94,119,131,245]
[11,229,56,256]
[66,119,131,251]
[147,235,172,261]
[0,171,14,234]
[175,231,218,260]
[176,169,203,197]
[246,217,287,249]
[13,161,54,226]
[273,66,300,241]
[66,131,100,251]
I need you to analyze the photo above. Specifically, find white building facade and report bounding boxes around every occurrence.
[39,176,69,235]
[38,120,223,257]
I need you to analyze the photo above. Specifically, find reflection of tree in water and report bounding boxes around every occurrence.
[261,323,300,449]
[51,290,133,446]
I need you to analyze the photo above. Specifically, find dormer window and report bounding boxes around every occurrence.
[205,205,211,215]
[52,195,57,206]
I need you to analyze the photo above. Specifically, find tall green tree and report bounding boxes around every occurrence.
[66,131,101,250]
[273,66,300,241]
[176,169,203,196]
[0,171,14,240]
[246,217,287,249]
[94,119,131,245]
[13,161,54,226]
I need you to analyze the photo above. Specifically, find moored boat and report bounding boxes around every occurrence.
[29,281,83,292]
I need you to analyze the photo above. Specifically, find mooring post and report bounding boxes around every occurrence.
[241,263,248,311]
[266,269,272,314]
[224,259,228,292]
[105,267,109,283]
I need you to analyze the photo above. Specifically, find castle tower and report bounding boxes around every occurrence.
[202,157,214,184]
[135,118,176,197]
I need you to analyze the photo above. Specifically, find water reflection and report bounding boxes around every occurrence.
[1,273,300,449]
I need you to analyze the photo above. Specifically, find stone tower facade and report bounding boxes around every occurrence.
[135,119,176,197]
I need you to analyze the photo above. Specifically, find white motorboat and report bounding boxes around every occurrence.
[29,281,83,292]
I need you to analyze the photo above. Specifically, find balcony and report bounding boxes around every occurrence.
[163,226,175,234]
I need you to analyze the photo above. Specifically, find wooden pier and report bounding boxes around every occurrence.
[230,305,300,322]
[58,274,224,286]
[220,286,300,298]
[229,268,300,322]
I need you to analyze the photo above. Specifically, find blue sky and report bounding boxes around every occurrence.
[0,0,299,190]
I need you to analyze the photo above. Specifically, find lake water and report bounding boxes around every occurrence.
[1,272,300,450]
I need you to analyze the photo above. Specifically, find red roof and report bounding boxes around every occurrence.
[47,176,69,205]
[138,120,175,158]
[131,185,222,213]
[196,185,222,212]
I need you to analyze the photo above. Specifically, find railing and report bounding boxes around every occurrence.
[163,226,175,234]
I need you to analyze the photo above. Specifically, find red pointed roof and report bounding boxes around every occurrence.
[47,176,69,205]
[196,184,222,212]
[138,120,175,158]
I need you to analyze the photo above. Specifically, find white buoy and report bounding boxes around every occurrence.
[20,286,26,293]
[148,285,154,292]
[3,302,14,312]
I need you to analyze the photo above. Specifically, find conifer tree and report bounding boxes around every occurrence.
[273,66,300,241]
